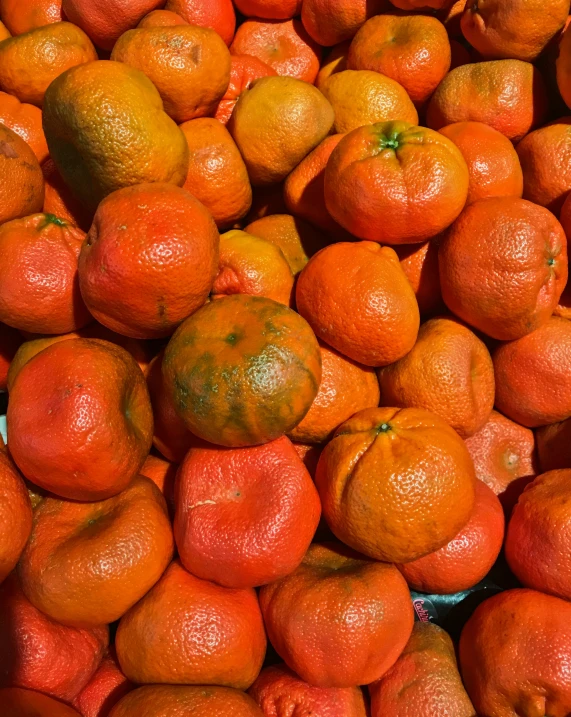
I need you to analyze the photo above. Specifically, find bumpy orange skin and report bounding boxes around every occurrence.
[19,476,173,627]
[437,0,466,38]
[0,575,108,702]
[316,40,350,90]
[439,121,523,204]
[0,322,21,390]
[0,688,82,717]
[175,436,320,588]
[214,54,276,125]
[61,0,163,50]
[42,159,93,232]
[348,14,451,105]
[111,26,231,124]
[284,134,347,236]
[0,124,44,226]
[0,214,90,335]
[296,242,420,367]
[394,241,444,316]
[427,60,548,142]
[213,230,294,306]
[537,418,571,472]
[0,0,62,35]
[493,317,571,428]
[289,342,380,444]
[378,317,495,438]
[398,480,504,594]
[461,0,569,61]
[316,407,476,563]
[249,664,368,717]
[459,589,571,716]
[140,454,177,515]
[301,0,390,46]
[0,23,97,106]
[0,451,32,585]
[164,0,236,46]
[109,685,263,717]
[245,214,329,276]
[163,295,321,447]
[115,560,266,689]
[320,70,419,135]
[138,9,187,27]
[557,24,571,110]
[230,19,322,84]
[465,410,537,511]
[73,649,133,717]
[259,543,414,688]
[180,119,251,229]
[0,92,48,164]
[7,338,153,501]
[370,623,476,717]
[439,197,568,341]
[324,121,469,244]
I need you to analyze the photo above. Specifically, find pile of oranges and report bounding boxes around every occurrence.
[2,0,571,714]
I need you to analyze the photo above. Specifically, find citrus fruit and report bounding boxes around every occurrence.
[0,450,32,585]
[213,54,276,125]
[0,92,48,164]
[394,241,444,316]
[536,418,571,472]
[164,0,236,46]
[0,688,82,717]
[301,0,390,46]
[0,123,44,225]
[73,649,133,717]
[138,9,187,27]
[0,0,63,35]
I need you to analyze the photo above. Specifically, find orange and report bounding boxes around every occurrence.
[461,0,569,61]
[348,14,451,105]
[537,418,571,472]
[146,350,198,463]
[0,124,44,225]
[235,0,302,19]
[138,9,187,27]
[43,60,189,212]
[245,214,329,275]
[316,40,350,90]
[7,338,153,501]
[115,560,266,688]
[212,230,294,305]
[315,407,476,563]
[438,121,523,204]
[493,317,571,427]
[230,19,322,84]
[556,281,571,320]
[109,685,263,717]
[0,574,108,702]
[180,118,251,229]
[163,295,321,447]
[230,76,334,186]
[292,442,323,478]
[78,183,219,339]
[73,649,133,717]
[369,623,476,717]
[0,0,63,35]
[289,342,380,443]
[284,134,347,236]
[439,197,568,340]
[42,159,94,231]
[378,317,494,438]
[111,26,231,124]
[0,450,32,584]
[437,0,466,37]
[0,92,48,164]
[213,54,276,125]
[0,213,90,335]
[324,121,469,244]
[0,688,82,717]
[164,0,236,47]
[320,70,419,134]
[516,119,571,214]
[140,454,177,514]
[175,436,320,588]
[398,480,504,594]
[557,24,571,109]
[426,59,548,141]
[459,589,571,716]
[0,322,21,390]
[301,0,390,47]
[61,0,163,50]
[0,22,97,107]
[506,469,571,601]
[465,410,537,511]
[249,664,368,717]
[259,542,413,688]
[296,242,420,367]
[394,241,444,316]
[19,476,173,627]
[0,22,9,41]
